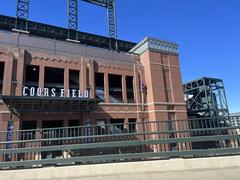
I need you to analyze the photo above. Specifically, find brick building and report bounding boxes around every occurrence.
[0,18,187,134]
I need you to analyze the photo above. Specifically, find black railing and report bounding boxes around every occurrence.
[0,15,136,52]
[0,116,240,169]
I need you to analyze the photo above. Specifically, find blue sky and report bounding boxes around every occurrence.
[0,0,239,112]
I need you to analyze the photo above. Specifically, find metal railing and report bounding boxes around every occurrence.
[0,116,240,169]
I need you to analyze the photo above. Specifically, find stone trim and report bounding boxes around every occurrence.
[0,111,11,114]
[142,61,180,69]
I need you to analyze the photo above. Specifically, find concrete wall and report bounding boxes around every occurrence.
[1,155,240,180]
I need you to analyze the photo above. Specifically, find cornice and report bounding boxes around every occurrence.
[129,37,179,55]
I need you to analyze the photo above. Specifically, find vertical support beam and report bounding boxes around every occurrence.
[104,73,109,103]
[203,78,210,116]
[222,81,230,116]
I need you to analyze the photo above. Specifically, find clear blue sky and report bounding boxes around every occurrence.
[0,0,239,112]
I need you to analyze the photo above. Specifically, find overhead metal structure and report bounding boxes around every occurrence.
[68,0,79,40]
[15,0,30,31]
[1,96,99,113]
[183,77,229,118]
[14,0,118,49]
[82,0,118,49]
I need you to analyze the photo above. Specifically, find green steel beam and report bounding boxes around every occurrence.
[1,134,240,155]
[1,147,240,169]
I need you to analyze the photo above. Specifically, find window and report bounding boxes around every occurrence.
[0,62,4,94]
[44,67,64,96]
[95,73,104,101]
[25,65,39,86]
[24,65,39,95]
[69,70,80,97]
[109,74,123,103]
[126,76,134,103]
[69,70,79,89]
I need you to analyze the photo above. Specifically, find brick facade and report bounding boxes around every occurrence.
[0,32,187,133]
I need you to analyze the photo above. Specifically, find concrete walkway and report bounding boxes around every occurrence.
[1,156,240,180]
[117,167,240,180]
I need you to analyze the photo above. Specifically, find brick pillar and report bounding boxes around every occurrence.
[122,75,127,103]
[89,61,95,98]
[2,53,14,95]
[64,68,69,96]
[39,65,45,94]
[15,50,25,96]
[104,73,109,103]
[80,59,86,92]
[133,65,141,104]
[133,65,143,126]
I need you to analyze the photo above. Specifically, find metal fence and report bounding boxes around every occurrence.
[0,116,240,169]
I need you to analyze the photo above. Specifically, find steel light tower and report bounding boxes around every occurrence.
[15,0,118,48]
[15,0,30,31]
[68,0,79,41]
[82,0,118,49]
[16,0,30,19]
